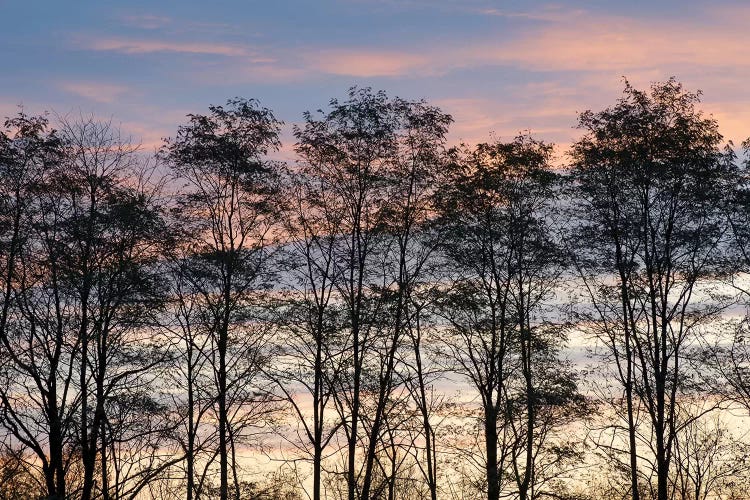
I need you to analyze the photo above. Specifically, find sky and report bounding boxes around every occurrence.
[1,0,748,160]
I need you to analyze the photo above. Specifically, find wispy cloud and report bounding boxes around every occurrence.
[79,6,748,81]
[84,37,250,57]
[83,6,750,101]
[311,49,429,77]
[117,13,248,36]
[473,4,587,22]
[60,82,129,103]
[49,2,749,151]
[120,14,172,30]
[297,8,750,77]
[472,18,749,73]
[435,88,585,148]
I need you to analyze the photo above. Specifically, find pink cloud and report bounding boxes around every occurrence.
[81,8,749,84]
[300,8,749,78]
[311,49,429,77]
[188,60,306,85]
[60,82,129,103]
[435,93,583,151]
[473,20,749,73]
[86,37,249,57]
[117,13,246,36]
[56,5,748,154]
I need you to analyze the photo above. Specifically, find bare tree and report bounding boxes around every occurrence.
[58,116,174,500]
[671,405,750,500]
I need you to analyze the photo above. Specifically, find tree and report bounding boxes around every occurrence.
[671,405,750,500]
[0,111,67,499]
[269,162,349,500]
[711,140,750,415]
[162,98,282,500]
[166,247,222,500]
[57,116,172,500]
[294,88,394,500]
[569,78,739,500]
[357,94,451,500]
[292,87,451,500]
[434,135,582,500]
[0,447,40,499]
[0,112,173,500]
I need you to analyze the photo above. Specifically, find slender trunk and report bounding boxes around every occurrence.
[518,279,533,500]
[485,406,500,500]
[101,416,110,500]
[347,222,363,500]
[55,445,66,499]
[615,225,640,500]
[313,443,322,500]
[625,340,639,500]
[50,232,68,500]
[313,326,324,500]
[218,317,229,500]
[43,464,56,499]
[80,187,98,500]
[229,425,241,500]
[47,391,66,499]
[187,345,195,500]
[414,323,437,500]
[388,435,397,500]
[80,303,95,500]
[347,325,360,500]
[656,433,668,500]
[656,371,668,500]
[519,334,533,500]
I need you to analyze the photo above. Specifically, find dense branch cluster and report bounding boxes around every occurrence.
[1,79,750,500]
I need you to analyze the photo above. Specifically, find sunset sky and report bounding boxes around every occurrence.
[2,0,748,157]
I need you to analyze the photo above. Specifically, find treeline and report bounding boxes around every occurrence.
[1,79,750,500]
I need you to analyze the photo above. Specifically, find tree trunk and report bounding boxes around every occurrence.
[187,347,195,500]
[414,324,437,500]
[519,329,534,500]
[218,322,229,500]
[485,406,500,500]
[313,330,323,500]
[347,329,360,500]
